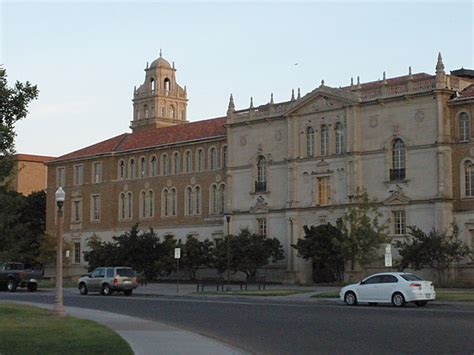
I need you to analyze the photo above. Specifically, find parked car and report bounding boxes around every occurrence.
[0,262,43,292]
[78,267,139,296]
[340,272,436,307]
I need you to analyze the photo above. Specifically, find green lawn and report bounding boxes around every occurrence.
[0,304,132,355]
[38,279,78,289]
[311,291,340,298]
[196,289,311,297]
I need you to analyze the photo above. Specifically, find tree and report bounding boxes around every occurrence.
[395,225,472,286]
[213,228,284,278]
[337,189,388,270]
[0,66,39,181]
[181,235,214,280]
[292,223,345,282]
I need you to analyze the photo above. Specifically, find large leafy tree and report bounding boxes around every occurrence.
[293,223,345,282]
[213,228,284,278]
[395,225,472,286]
[181,235,214,280]
[337,189,388,270]
[0,66,38,181]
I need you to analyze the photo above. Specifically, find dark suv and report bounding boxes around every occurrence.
[78,267,138,296]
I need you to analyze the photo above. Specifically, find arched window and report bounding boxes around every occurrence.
[219,184,225,213]
[210,147,217,171]
[321,125,329,156]
[140,157,146,178]
[391,138,406,180]
[256,156,267,192]
[196,149,204,172]
[465,161,474,197]
[150,78,156,91]
[335,123,345,154]
[184,151,192,173]
[195,186,201,215]
[222,145,228,169]
[119,193,126,219]
[172,152,180,175]
[147,190,154,218]
[162,154,169,176]
[129,158,136,179]
[186,187,193,215]
[150,156,158,177]
[164,78,170,92]
[171,188,177,216]
[306,127,315,157]
[210,184,218,214]
[144,105,149,118]
[169,105,175,119]
[460,112,470,142]
[126,192,133,219]
[118,160,125,180]
[162,189,169,217]
[140,191,146,218]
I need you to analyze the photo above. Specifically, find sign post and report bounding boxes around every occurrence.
[174,247,181,293]
[384,244,392,269]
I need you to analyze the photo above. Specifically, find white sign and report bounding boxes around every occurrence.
[385,244,392,255]
[65,250,70,258]
[174,248,181,259]
[385,253,392,267]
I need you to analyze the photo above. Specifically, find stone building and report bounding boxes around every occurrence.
[46,53,474,282]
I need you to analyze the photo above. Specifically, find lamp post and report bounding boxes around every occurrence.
[224,213,231,292]
[55,187,66,317]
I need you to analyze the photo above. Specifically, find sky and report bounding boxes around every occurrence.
[1,1,473,157]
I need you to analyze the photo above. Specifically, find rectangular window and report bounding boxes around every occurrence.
[72,199,82,223]
[73,164,84,186]
[56,167,66,187]
[74,242,81,264]
[91,194,101,221]
[317,177,331,206]
[257,218,267,236]
[393,210,406,235]
[92,162,102,184]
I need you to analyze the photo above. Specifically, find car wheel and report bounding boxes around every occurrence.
[124,289,133,296]
[344,291,357,306]
[27,283,38,292]
[7,279,17,292]
[79,283,88,295]
[415,300,428,307]
[101,283,112,296]
[392,292,406,307]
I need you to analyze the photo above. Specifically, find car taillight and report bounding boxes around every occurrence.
[113,277,119,285]
[409,283,422,287]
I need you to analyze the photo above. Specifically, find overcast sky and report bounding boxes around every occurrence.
[1,1,473,157]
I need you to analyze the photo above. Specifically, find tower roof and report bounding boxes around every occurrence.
[149,56,172,69]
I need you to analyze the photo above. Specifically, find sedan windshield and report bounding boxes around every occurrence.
[401,274,423,281]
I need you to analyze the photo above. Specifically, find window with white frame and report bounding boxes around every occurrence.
[150,156,158,177]
[72,198,82,223]
[465,161,474,197]
[91,194,101,221]
[74,242,81,264]
[92,162,102,184]
[257,218,267,236]
[306,126,315,157]
[196,149,204,172]
[210,147,217,171]
[391,138,406,180]
[73,165,84,186]
[317,177,330,206]
[335,122,345,154]
[56,167,66,187]
[460,112,470,142]
[256,156,267,192]
[321,125,329,156]
[393,210,406,235]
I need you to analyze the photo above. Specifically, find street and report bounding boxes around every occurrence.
[1,289,473,354]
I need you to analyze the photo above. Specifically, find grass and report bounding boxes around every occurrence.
[0,304,133,355]
[38,279,78,289]
[311,291,340,298]
[196,289,311,297]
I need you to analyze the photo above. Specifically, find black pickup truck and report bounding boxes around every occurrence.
[0,262,42,292]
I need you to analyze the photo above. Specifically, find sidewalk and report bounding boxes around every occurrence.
[3,301,247,355]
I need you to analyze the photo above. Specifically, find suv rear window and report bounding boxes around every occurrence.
[117,268,135,277]
[401,274,423,281]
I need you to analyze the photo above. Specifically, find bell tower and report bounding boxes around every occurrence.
[131,51,188,132]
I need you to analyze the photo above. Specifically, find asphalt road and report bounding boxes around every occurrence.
[2,290,474,355]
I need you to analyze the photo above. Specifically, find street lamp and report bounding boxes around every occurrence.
[55,187,66,317]
[224,213,231,292]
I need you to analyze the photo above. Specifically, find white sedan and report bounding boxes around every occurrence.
[340,272,436,307]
